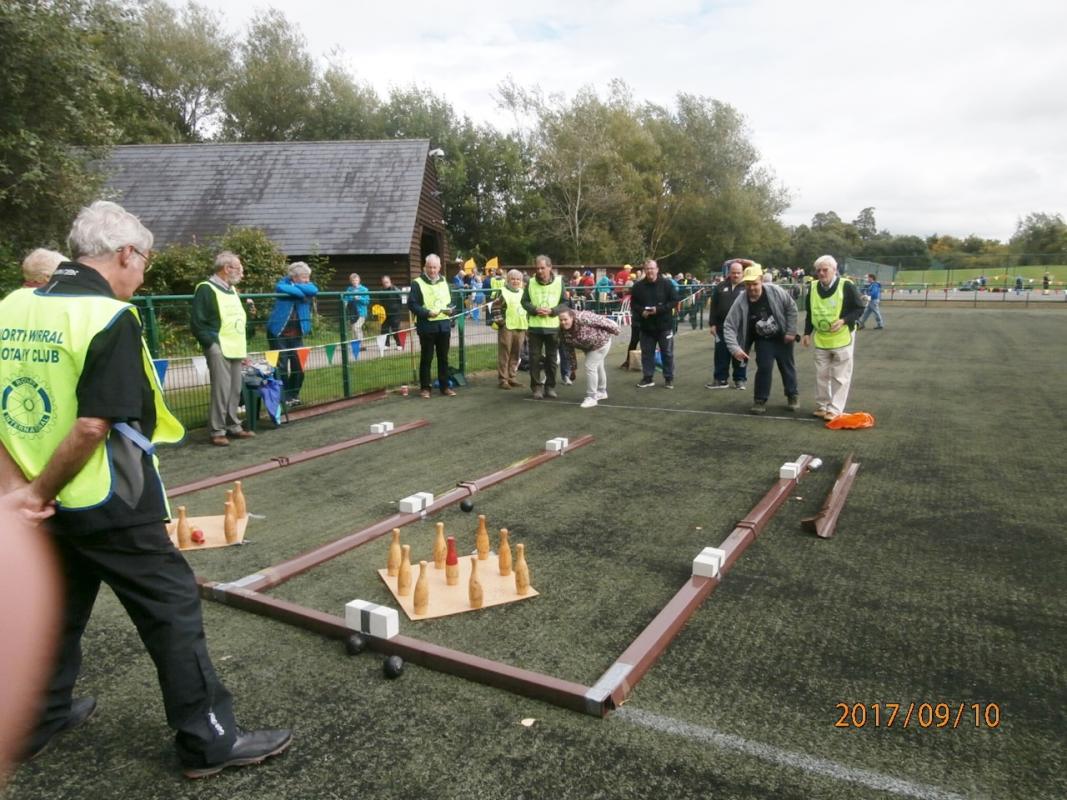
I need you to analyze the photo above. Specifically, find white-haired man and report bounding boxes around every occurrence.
[20,248,67,288]
[408,254,458,398]
[802,255,865,419]
[0,201,290,777]
[191,251,254,445]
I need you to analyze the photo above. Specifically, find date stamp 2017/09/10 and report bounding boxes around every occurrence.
[834,702,1001,730]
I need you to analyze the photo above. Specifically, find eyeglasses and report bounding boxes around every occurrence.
[121,245,153,272]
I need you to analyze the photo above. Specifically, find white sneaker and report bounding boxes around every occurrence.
[561,375,574,385]
[595,391,608,400]
[580,397,598,409]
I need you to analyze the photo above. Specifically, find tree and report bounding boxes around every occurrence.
[118,0,235,141]
[0,0,119,291]
[303,62,383,141]
[646,93,789,272]
[852,207,877,240]
[223,9,315,141]
[501,80,662,263]
[1010,213,1067,264]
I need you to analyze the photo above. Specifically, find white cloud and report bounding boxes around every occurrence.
[202,0,1067,242]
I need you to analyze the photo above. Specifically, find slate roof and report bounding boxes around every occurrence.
[103,139,432,255]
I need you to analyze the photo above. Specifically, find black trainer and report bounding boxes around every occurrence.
[636,379,655,388]
[786,395,799,411]
[183,728,293,779]
[22,697,98,762]
[704,381,729,389]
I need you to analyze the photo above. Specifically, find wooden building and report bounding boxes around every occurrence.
[103,139,449,291]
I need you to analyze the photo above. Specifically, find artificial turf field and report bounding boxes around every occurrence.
[7,306,1066,800]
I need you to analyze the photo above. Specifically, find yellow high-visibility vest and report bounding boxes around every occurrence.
[0,290,184,510]
[527,276,562,329]
[197,280,247,358]
[810,279,853,349]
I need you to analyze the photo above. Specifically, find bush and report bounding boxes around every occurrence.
[142,226,288,296]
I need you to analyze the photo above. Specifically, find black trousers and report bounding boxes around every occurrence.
[753,335,798,402]
[268,334,305,401]
[29,523,237,766]
[381,317,401,347]
[418,329,451,391]
[527,329,558,388]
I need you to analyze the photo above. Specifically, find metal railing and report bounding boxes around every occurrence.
[133,286,714,429]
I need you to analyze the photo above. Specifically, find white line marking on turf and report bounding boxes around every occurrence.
[523,397,817,422]
[616,707,974,800]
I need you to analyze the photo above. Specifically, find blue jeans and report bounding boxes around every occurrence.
[859,298,884,328]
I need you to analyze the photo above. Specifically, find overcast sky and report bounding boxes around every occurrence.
[202,0,1065,242]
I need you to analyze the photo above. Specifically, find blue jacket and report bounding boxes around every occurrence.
[343,284,370,319]
[266,277,319,337]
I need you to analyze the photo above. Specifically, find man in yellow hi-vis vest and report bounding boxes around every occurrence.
[408,254,458,398]
[191,253,254,446]
[521,255,567,399]
[0,201,291,777]
[802,255,865,420]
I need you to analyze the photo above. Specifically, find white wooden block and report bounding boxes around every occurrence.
[345,599,399,639]
[779,462,800,480]
[554,437,569,449]
[693,547,727,578]
[382,421,395,432]
[370,423,386,434]
[398,495,423,513]
[413,491,434,507]
[545,438,565,452]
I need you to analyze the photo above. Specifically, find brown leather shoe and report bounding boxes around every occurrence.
[443,388,457,397]
[230,430,255,439]
[508,379,522,387]
[499,381,512,389]
[211,436,230,447]
[419,389,432,399]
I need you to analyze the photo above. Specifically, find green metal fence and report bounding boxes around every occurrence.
[134,285,714,430]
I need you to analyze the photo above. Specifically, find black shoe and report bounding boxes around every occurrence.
[664,381,675,389]
[183,728,293,779]
[636,379,655,388]
[786,395,799,411]
[734,381,747,390]
[22,697,97,762]
[704,381,729,389]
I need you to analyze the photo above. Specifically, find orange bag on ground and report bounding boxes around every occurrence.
[825,412,875,429]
